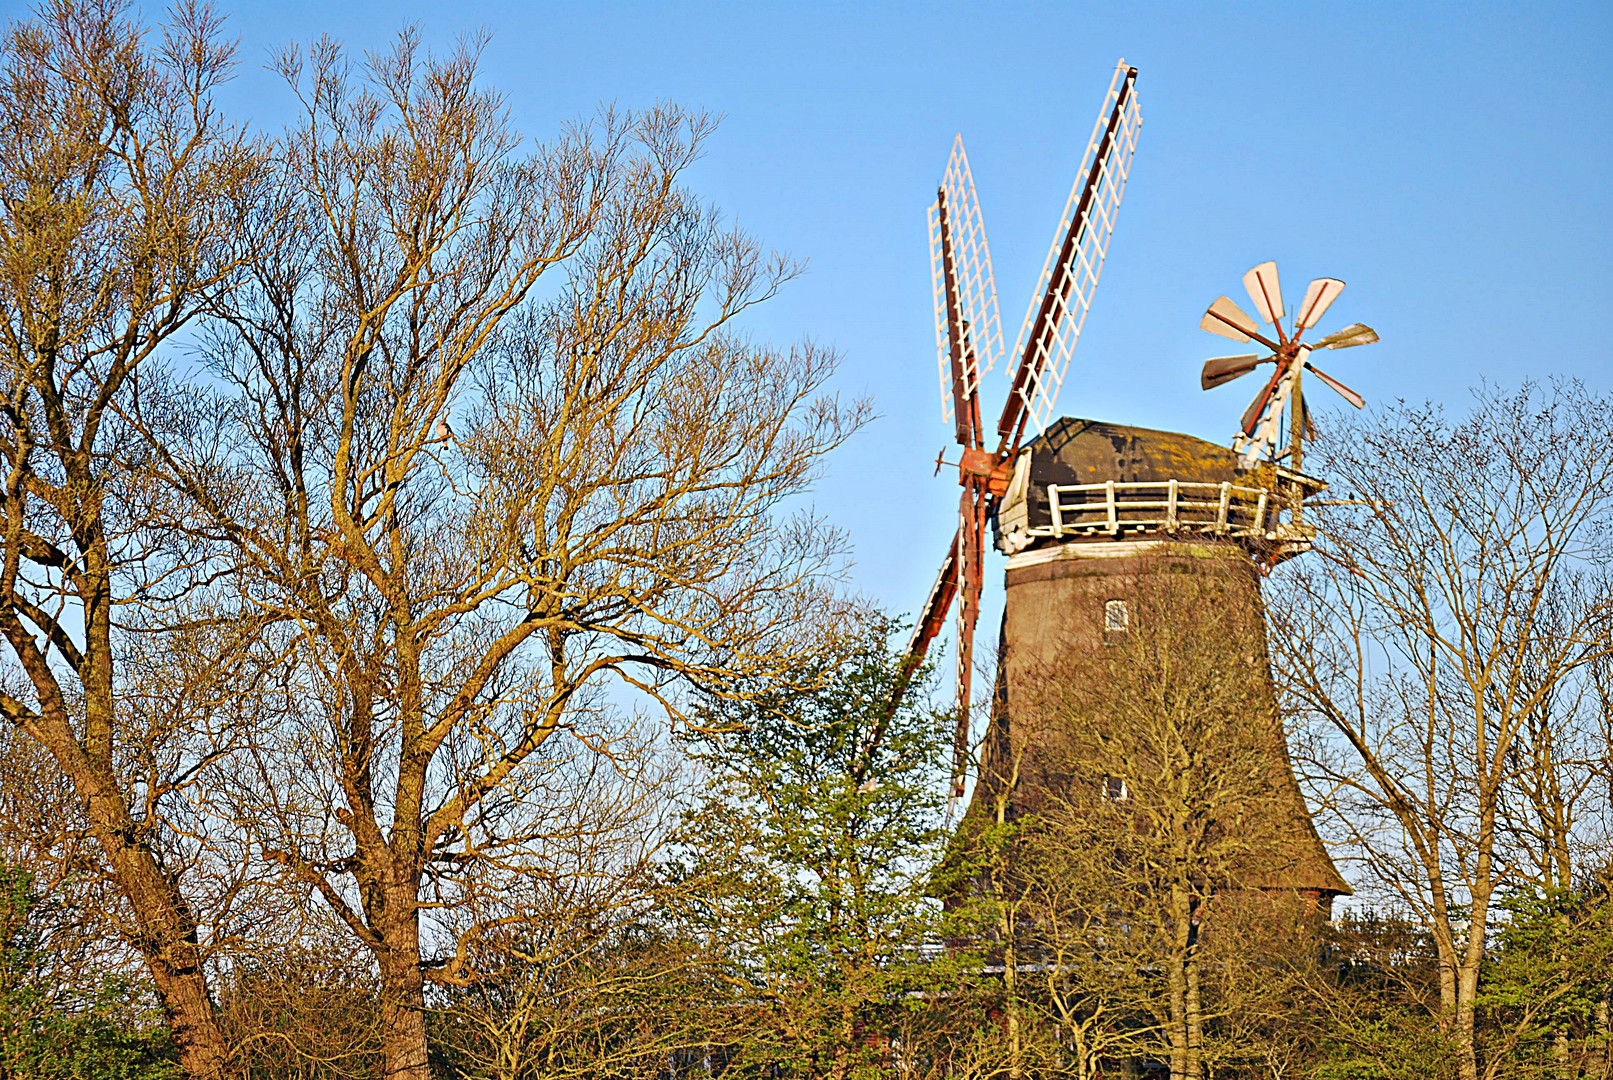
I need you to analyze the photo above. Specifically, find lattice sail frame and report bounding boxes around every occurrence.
[1010,61,1141,436]
[929,135,1003,428]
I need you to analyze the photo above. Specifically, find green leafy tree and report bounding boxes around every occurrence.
[0,862,179,1080]
[1310,909,1458,1080]
[1474,886,1613,1077]
[673,615,965,1080]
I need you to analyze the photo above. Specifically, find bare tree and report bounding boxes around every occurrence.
[143,34,865,1079]
[1271,382,1613,1080]
[214,929,383,1080]
[1488,579,1613,904]
[1011,812,1165,1080]
[0,3,268,1075]
[428,736,702,1080]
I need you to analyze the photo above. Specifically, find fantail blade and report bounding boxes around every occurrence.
[1313,322,1379,350]
[1201,296,1260,342]
[1304,361,1366,409]
[1201,354,1263,390]
[1295,277,1345,332]
[1243,261,1284,325]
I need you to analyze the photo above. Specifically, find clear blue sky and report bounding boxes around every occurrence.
[148,3,1613,652]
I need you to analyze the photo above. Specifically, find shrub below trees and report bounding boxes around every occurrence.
[0,862,179,1080]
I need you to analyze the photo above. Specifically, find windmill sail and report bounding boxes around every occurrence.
[856,526,962,788]
[891,63,1144,804]
[954,489,986,798]
[930,136,1002,442]
[1003,61,1141,442]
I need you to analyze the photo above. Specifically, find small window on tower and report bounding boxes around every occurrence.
[1103,599,1129,644]
[1103,775,1130,802]
[1104,600,1129,631]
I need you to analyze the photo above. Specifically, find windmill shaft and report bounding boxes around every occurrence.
[1289,365,1306,523]
[998,67,1138,453]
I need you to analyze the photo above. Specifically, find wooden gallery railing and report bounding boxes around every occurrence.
[1038,479,1274,541]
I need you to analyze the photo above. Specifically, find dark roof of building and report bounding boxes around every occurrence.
[1028,418,1251,488]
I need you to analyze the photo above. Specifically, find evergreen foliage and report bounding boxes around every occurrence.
[671,616,976,1078]
[0,864,179,1080]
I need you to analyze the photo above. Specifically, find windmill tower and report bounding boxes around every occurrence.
[897,62,1368,906]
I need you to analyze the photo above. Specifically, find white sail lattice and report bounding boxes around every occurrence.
[1011,60,1141,436]
[929,135,1003,428]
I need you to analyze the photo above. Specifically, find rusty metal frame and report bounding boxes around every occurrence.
[891,62,1144,803]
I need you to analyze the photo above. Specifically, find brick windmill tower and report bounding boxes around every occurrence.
[895,62,1378,906]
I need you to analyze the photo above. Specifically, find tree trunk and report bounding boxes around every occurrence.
[1073,1026,1092,1080]
[1168,951,1188,1080]
[1453,854,1496,1080]
[379,905,432,1080]
[1597,994,1610,1076]
[829,1002,855,1080]
[1004,912,1023,1080]
[1168,885,1199,1080]
[1185,916,1203,1080]
[27,731,230,1080]
[1455,959,1481,1080]
[1552,899,1573,1080]
[123,862,227,1080]
[155,966,229,1080]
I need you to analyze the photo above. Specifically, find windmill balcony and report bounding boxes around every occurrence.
[1037,478,1275,540]
[992,419,1323,562]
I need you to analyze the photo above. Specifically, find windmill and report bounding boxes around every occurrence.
[885,66,1356,909]
[896,61,1140,801]
[1198,263,1379,491]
